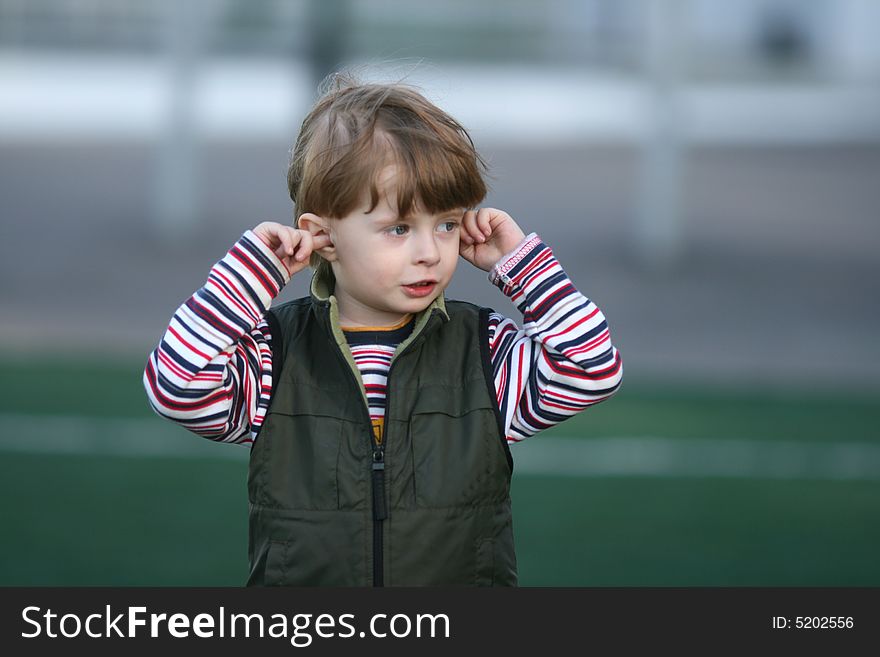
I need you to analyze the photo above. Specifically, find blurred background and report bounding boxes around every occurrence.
[1,0,878,585]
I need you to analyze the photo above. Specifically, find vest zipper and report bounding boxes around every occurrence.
[326,334,386,587]
[329,335,397,588]
[370,358,396,588]
[328,308,434,587]
[371,443,387,587]
[370,317,431,586]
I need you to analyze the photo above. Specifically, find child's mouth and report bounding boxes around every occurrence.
[402,281,437,298]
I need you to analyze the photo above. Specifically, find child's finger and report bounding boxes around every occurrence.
[311,233,334,250]
[253,221,285,253]
[462,210,482,243]
[296,231,334,260]
[460,223,473,245]
[475,208,493,238]
[294,231,313,261]
[261,223,291,257]
[277,227,296,257]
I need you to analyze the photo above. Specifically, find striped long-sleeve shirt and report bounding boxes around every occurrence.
[144,230,623,446]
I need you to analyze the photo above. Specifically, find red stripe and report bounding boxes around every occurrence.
[218,267,263,319]
[540,350,593,378]
[588,352,623,380]
[518,388,551,431]
[539,398,584,412]
[566,328,610,356]
[195,421,229,431]
[208,270,260,322]
[167,325,212,362]
[514,345,524,408]
[497,355,507,408]
[543,309,597,341]
[542,349,621,381]
[543,389,592,404]
[490,320,516,354]
[546,394,608,409]
[350,354,394,362]
[209,270,260,323]
[229,246,277,297]
[242,351,252,422]
[157,350,193,382]
[145,359,233,412]
[193,371,224,380]
[528,281,576,318]
[350,350,394,359]
[187,295,241,337]
[510,248,552,281]
[516,256,555,289]
[488,317,502,351]
[497,236,543,277]
[582,329,611,352]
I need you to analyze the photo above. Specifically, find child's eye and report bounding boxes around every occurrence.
[387,225,408,236]
[438,221,458,233]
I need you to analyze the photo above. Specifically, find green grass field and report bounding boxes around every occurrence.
[1,356,878,586]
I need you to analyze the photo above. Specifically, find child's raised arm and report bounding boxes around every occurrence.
[143,223,329,444]
[460,208,623,443]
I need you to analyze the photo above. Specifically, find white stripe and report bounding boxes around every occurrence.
[3,414,880,480]
[3,414,248,461]
[512,436,880,481]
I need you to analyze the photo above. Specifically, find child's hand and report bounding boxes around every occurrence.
[253,221,332,276]
[458,208,526,272]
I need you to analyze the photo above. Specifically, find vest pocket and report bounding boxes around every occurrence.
[409,389,509,508]
[475,537,495,586]
[264,539,290,586]
[251,411,343,510]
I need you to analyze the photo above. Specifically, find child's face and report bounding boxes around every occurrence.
[327,166,464,327]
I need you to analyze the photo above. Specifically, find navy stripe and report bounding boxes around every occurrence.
[555,319,609,352]
[503,241,545,279]
[231,243,277,296]
[217,260,267,308]
[206,272,259,323]
[196,288,251,334]
[154,369,230,399]
[239,236,286,289]
[184,297,240,340]
[178,409,235,426]
[157,340,200,374]
[572,348,616,369]
[525,301,586,335]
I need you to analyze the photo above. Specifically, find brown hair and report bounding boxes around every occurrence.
[287,72,489,274]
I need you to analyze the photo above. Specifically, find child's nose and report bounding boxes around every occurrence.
[413,232,441,265]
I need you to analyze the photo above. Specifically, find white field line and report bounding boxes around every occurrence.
[512,436,880,481]
[2,413,880,481]
[1,413,249,461]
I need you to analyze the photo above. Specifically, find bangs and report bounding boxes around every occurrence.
[364,124,488,218]
[292,83,488,221]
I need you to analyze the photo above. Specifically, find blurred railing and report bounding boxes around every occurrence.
[0,0,630,62]
[0,0,857,80]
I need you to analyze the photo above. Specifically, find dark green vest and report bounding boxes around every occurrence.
[247,270,517,586]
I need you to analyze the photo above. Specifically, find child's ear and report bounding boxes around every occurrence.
[298,212,337,261]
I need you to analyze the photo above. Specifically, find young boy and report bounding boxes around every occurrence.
[144,74,623,587]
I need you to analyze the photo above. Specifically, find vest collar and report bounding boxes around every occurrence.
[308,265,450,355]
